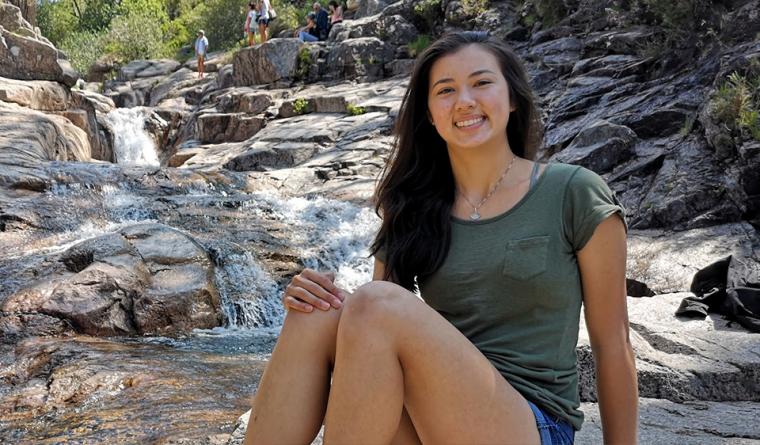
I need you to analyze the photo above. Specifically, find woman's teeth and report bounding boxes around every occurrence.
[455,117,485,128]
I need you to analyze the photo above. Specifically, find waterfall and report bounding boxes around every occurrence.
[103,108,161,167]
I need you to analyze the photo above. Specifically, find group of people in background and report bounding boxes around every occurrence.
[245,0,275,46]
[295,1,343,42]
[195,1,345,80]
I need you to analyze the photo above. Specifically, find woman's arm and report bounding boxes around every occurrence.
[577,215,638,445]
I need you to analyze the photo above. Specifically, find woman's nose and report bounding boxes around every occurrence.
[455,89,476,110]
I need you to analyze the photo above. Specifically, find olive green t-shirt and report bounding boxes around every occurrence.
[380,163,626,430]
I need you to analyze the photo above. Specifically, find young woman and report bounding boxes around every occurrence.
[244,2,258,47]
[244,32,638,445]
[257,0,271,43]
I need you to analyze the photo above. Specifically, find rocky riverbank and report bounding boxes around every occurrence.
[1,0,759,443]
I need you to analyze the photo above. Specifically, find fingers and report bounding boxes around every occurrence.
[282,269,344,313]
[283,296,314,313]
[300,269,343,301]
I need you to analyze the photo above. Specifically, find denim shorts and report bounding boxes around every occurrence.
[527,400,575,445]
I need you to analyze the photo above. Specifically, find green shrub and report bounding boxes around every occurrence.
[296,47,312,80]
[534,0,568,27]
[709,72,760,141]
[59,30,107,74]
[346,103,365,116]
[413,0,442,32]
[407,34,430,58]
[269,0,301,37]
[461,0,489,17]
[293,98,310,115]
[105,10,170,63]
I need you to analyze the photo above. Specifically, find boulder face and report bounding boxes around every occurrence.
[552,120,637,173]
[326,37,391,81]
[6,0,36,26]
[233,38,304,86]
[2,223,223,337]
[0,102,91,164]
[0,76,70,111]
[0,3,77,86]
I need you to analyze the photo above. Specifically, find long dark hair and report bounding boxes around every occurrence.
[371,32,542,290]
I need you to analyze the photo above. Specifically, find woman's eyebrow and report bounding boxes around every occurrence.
[431,69,497,88]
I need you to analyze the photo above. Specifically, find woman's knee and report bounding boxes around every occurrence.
[341,281,413,326]
[282,301,343,342]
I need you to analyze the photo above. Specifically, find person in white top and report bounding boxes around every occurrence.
[257,0,271,43]
[194,30,209,79]
[244,2,258,46]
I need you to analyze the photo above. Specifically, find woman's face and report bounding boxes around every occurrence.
[427,44,515,152]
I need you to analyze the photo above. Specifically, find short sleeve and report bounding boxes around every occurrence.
[563,166,627,251]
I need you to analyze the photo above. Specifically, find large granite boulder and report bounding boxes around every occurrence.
[233,38,303,86]
[117,59,182,82]
[0,25,76,85]
[6,0,36,26]
[0,223,223,337]
[70,90,116,162]
[197,113,267,144]
[0,76,70,111]
[328,14,418,47]
[0,1,35,37]
[552,120,637,173]
[0,102,90,164]
[326,37,392,81]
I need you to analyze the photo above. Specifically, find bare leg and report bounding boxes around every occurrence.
[259,22,268,43]
[244,302,422,445]
[323,281,541,445]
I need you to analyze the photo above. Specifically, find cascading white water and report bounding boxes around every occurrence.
[103,108,161,167]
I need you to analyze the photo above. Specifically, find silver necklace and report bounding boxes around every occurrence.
[458,155,516,221]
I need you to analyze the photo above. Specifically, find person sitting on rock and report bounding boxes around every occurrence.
[328,0,343,26]
[295,12,320,43]
[243,31,638,445]
[194,30,208,79]
[244,2,259,47]
[312,1,330,41]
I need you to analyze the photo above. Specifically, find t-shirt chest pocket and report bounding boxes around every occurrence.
[502,236,550,280]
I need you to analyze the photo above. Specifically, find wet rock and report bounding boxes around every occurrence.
[224,142,319,171]
[0,313,71,343]
[197,113,266,144]
[0,76,70,111]
[2,223,223,337]
[552,120,637,173]
[326,37,391,81]
[70,90,116,162]
[233,39,303,86]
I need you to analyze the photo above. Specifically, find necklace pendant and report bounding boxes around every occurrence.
[469,211,481,221]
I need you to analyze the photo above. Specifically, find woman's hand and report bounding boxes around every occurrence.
[282,269,345,313]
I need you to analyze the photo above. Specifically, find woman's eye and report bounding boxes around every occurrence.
[475,80,492,86]
[436,88,453,95]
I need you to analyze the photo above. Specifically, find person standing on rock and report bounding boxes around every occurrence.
[244,32,638,445]
[257,0,271,44]
[194,30,208,79]
[244,2,259,47]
